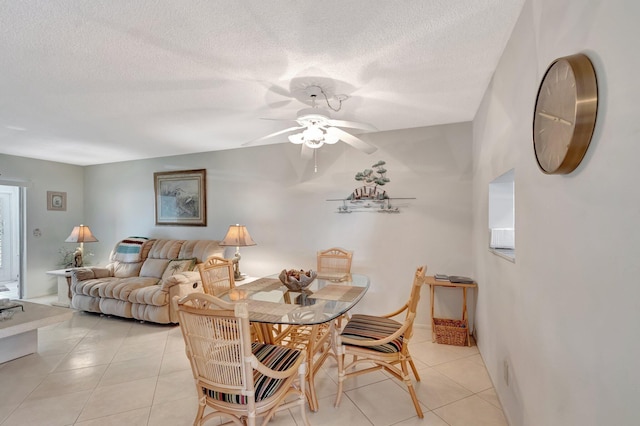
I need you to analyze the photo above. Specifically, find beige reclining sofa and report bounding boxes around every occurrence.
[71,238,224,324]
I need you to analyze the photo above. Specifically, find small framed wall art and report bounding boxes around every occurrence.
[47,191,67,211]
[154,169,207,226]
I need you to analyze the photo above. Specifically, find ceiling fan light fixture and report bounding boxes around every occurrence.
[302,126,323,142]
[304,139,324,149]
[323,132,339,145]
[324,127,340,144]
[288,133,304,144]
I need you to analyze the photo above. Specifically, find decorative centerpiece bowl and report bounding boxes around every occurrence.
[279,269,317,291]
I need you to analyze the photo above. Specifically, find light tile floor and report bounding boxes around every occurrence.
[0,298,507,426]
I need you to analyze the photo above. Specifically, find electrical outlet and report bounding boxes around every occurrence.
[503,359,509,386]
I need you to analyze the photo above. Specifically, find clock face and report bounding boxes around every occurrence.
[533,54,598,174]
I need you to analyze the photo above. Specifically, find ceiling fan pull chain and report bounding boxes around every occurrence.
[314,149,318,173]
[319,87,343,112]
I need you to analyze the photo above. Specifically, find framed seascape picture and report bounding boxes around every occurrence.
[154,169,207,226]
[47,191,67,211]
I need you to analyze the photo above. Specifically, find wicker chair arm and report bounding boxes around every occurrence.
[339,312,416,347]
[250,351,306,380]
[380,302,409,319]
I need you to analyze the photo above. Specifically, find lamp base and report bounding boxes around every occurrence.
[234,273,247,281]
[73,248,84,268]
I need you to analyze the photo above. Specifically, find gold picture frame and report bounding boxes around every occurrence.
[154,169,207,226]
[47,191,67,211]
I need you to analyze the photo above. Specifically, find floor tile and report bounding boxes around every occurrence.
[5,306,506,425]
[98,355,162,387]
[27,364,108,401]
[434,356,494,393]
[345,379,428,425]
[74,407,150,426]
[152,368,197,405]
[477,387,503,409]
[1,390,90,426]
[291,394,373,426]
[434,394,509,426]
[76,376,156,422]
[411,367,474,410]
[148,396,205,426]
[159,348,191,376]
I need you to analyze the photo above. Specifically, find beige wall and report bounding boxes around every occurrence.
[0,154,84,298]
[472,0,640,424]
[81,122,474,322]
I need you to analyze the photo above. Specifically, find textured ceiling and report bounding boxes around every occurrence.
[0,1,525,166]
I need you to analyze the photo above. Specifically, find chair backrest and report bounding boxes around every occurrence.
[404,265,427,341]
[176,293,255,404]
[198,256,235,296]
[317,247,353,273]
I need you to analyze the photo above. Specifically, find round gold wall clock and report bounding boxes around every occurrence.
[533,53,598,174]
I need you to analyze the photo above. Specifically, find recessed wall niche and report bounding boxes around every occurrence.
[488,169,515,261]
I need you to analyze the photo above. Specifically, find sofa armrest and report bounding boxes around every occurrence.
[164,271,203,323]
[73,267,113,282]
[160,271,201,291]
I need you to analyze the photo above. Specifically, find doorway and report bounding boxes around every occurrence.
[0,185,21,299]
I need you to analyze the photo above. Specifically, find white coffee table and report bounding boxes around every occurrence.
[0,301,73,363]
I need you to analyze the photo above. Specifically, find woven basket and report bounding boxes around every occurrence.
[433,318,467,346]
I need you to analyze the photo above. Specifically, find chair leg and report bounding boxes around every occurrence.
[193,395,206,426]
[408,356,421,381]
[401,360,424,418]
[334,351,346,407]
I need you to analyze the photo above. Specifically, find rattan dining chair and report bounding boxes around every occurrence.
[317,247,353,276]
[317,247,354,328]
[333,265,427,418]
[175,292,310,426]
[198,256,235,296]
[276,298,332,412]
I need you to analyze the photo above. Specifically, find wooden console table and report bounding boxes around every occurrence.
[425,276,477,346]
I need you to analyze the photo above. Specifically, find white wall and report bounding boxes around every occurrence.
[0,154,84,297]
[472,1,640,424]
[83,123,474,323]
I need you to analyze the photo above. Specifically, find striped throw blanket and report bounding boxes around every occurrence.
[114,237,149,263]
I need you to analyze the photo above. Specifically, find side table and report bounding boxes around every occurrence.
[46,268,83,307]
[425,276,477,346]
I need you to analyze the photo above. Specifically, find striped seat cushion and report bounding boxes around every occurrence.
[204,342,301,404]
[340,314,404,353]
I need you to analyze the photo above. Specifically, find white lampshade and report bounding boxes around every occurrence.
[65,225,98,244]
[220,224,256,247]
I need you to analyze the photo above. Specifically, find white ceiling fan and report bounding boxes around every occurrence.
[244,85,377,159]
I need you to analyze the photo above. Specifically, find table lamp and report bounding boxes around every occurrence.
[65,224,98,267]
[220,224,256,281]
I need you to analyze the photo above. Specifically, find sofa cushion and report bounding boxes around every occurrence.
[73,277,116,297]
[113,261,143,278]
[161,258,197,281]
[148,240,183,260]
[179,240,225,263]
[128,285,170,306]
[100,277,160,300]
[140,258,171,279]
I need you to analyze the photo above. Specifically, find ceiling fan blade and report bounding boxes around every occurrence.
[266,99,293,109]
[242,126,304,146]
[327,127,378,154]
[326,119,377,132]
[301,144,314,160]
[267,84,293,98]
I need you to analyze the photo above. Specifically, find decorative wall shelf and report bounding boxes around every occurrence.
[327,197,416,214]
[329,160,415,213]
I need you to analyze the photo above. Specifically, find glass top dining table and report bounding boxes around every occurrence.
[219,273,370,326]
